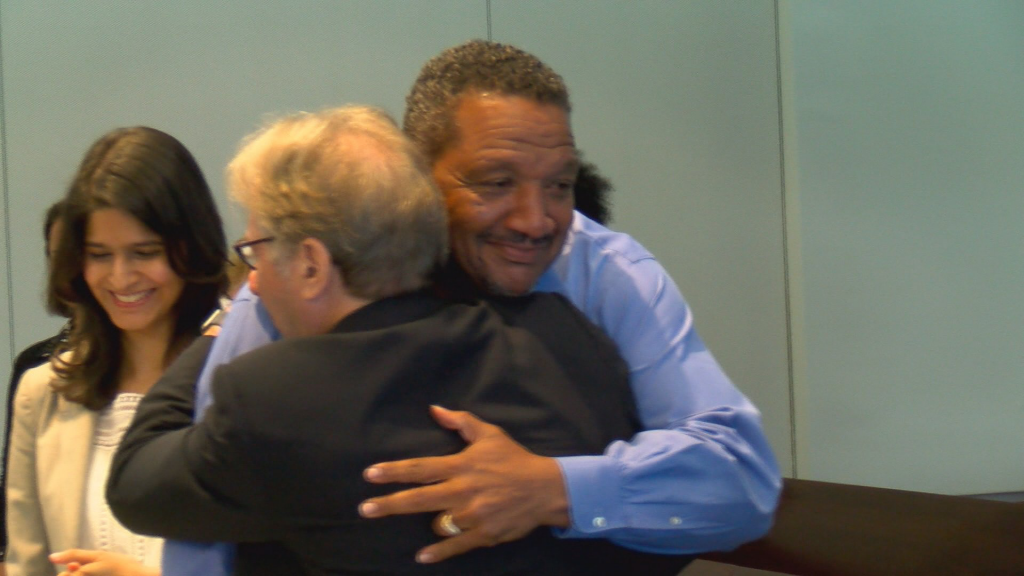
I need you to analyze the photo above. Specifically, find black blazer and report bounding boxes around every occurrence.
[109,291,686,575]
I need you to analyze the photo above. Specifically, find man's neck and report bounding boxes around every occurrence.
[431,258,538,303]
[330,296,374,330]
[431,258,485,302]
[292,290,374,338]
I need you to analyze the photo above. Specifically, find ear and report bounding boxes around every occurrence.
[295,238,337,299]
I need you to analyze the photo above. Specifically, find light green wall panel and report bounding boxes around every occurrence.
[783,1,1024,493]
[0,122,10,391]
[0,0,484,357]
[0,0,486,442]
[491,1,794,473]
[3,1,795,477]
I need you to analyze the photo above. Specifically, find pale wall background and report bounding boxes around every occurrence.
[1,1,1020,495]
[781,1,1023,494]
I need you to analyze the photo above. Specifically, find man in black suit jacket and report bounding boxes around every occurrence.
[107,106,683,574]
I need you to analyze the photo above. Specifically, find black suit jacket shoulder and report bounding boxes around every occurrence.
[110,292,651,575]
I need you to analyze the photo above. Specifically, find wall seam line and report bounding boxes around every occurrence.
[0,1,15,366]
[486,0,492,41]
[774,0,798,479]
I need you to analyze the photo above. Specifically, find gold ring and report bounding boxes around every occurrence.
[438,512,462,536]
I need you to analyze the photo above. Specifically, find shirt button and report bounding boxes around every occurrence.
[592,517,607,528]
[669,516,682,525]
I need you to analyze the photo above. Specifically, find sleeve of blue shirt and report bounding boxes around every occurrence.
[163,217,781,569]
[540,215,782,555]
[161,283,279,576]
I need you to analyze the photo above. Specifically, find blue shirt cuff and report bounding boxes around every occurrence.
[554,455,625,539]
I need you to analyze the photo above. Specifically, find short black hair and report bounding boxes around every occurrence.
[404,40,571,162]
[573,159,613,225]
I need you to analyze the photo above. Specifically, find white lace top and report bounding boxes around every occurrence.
[79,393,163,568]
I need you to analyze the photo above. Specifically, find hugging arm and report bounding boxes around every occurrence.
[107,337,273,543]
[553,258,781,553]
[363,257,781,556]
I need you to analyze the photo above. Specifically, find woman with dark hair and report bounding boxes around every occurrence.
[5,127,226,576]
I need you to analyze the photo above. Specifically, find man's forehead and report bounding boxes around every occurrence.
[469,145,579,172]
[454,94,573,142]
[456,91,570,119]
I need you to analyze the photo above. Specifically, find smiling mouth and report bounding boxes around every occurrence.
[111,290,154,306]
[490,241,549,265]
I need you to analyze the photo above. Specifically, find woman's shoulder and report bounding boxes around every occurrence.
[16,361,58,396]
[14,357,66,416]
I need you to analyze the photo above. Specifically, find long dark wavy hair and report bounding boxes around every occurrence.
[48,126,227,410]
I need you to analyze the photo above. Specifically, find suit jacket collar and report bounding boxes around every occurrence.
[329,290,449,335]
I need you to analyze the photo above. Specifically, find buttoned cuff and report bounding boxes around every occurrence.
[553,455,625,539]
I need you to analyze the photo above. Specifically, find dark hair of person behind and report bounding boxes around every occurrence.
[43,200,66,255]
[48,126,227,410]
[573,159,613,225]
[404,39,571,162]
[42,200,73,317]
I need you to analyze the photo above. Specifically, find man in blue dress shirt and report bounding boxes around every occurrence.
[161,39,781,574]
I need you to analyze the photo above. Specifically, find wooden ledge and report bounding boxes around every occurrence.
[701,479,1024,575]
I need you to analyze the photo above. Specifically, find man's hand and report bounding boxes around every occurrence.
[49,549,159,576]
[359,406,570,564]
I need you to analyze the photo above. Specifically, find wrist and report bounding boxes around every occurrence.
[537,455,570,528]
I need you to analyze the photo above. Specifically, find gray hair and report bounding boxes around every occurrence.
[228,105,448,299]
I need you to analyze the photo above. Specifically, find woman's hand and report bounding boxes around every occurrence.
[49,550,159,576]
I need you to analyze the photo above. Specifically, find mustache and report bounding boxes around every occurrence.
[480,231,555,247]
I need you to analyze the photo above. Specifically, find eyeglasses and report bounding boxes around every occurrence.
[232,236,275,270]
